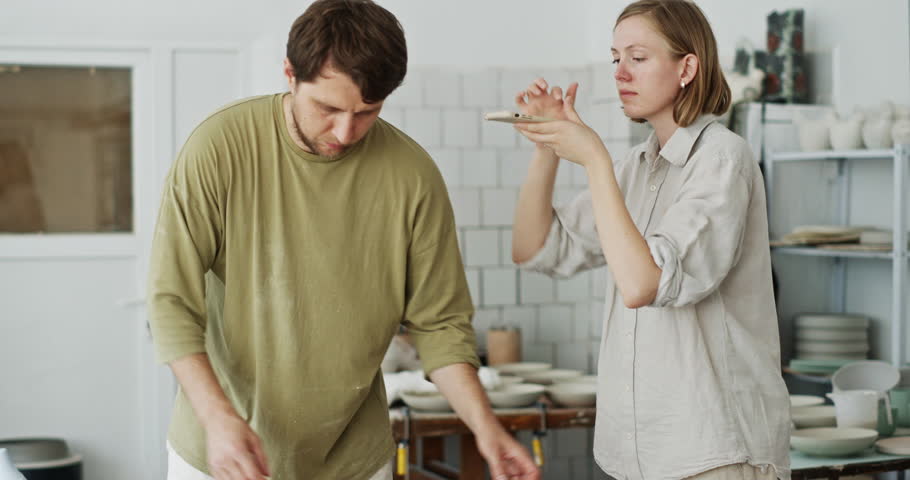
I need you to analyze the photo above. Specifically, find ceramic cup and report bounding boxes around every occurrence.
[891,388,910,427]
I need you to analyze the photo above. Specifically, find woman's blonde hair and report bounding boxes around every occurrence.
[616,0,731,127]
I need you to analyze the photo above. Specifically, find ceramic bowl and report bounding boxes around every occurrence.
[520,369,583,385]
[487,384,546,408]
[832,360,900,392]
[492,362,552,376]
[876,436,910,455]
[795,328,869,342]
[830,120,864,150]
[400,390,452,412]
[547,383,596,407]
[796,352,868,361]
[554,375,598,385]
[791,395,826,408]
[795,314,869,330]
[792,406,837,428]
[790,427,878,457]
[486,376,523,391]
[796,341,869,354]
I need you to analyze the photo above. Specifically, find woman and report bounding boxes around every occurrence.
[511,1,791,479]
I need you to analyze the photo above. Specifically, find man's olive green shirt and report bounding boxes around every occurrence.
[148,94,479,479]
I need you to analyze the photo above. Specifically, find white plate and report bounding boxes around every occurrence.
[876,436,910,455]
[790,427,878,457]
[486,376,524,391]
[487,384,546,408]
[547,383,596,407]
[795,314,870,330]
[792,406,837,428]
[791,395,826,408]
[796,328,869,342]
[520,369,583,385]
[832,360,900,392]
[796,341,869,354]
[400,390,452,412]
[492,362,552,376]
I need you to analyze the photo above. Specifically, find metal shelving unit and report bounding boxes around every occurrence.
[766,145,909,367]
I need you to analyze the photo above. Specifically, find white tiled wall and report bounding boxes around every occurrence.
[384,64,631,480]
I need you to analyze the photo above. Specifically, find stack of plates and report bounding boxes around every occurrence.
[794,314,870,361]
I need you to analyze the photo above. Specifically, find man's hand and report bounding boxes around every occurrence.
[203,410,271,480]
[476,427,541,480]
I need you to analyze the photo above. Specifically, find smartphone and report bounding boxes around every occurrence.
[483,110,553,123]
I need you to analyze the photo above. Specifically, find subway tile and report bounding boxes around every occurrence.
[500,228,513,266]
[480,188,518,226]
[481,120,519,148]
[557,272,592,303]
[424,69,462,107]
[443,109,481,147]
[590,301,605,338]
[386,69,424,107]
[519,270,556,304]
[591,267,607,299]
[462,68,501,108]
[523,343,555,365]
[404,108,442,148]
[472,308,502,350]
[502,306,537,341]
[591,62,618,102]
[538,305,573,342]
[449,188,481,227]
[573,302,592,342]
[498,148,533,187]
[556,341,590,372]
[464,229,500,267]
[379,107,404,129]
[427,147,462,187]
[482,267,518,306]
[462,149,499,187]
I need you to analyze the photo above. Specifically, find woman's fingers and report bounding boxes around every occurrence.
[551,86,563,101]
[515,90,528,106]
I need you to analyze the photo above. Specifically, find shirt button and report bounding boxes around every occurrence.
[626,433,633,440]
[649,184,657,192]
[625,385,631,392]
[627,331,633,337]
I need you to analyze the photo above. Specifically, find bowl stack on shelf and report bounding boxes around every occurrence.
[794,313,870,363]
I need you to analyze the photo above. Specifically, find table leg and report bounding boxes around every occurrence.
[459,435,485,480]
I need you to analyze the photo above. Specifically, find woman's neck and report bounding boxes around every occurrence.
[647,108,680,148]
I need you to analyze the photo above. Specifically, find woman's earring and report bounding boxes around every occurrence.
[680,80,686,88]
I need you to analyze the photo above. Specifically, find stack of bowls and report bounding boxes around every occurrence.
[794,313,870,361]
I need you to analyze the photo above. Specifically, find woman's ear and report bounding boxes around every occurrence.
[680,53,699,86]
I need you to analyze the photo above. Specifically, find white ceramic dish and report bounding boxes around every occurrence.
[520,369,583,385]
[547,383,596,407]
[554,375,598,385]
[832,360,900,392]
[492,362,552,376]
[487,384,546,408]
[486,376,523,391]
[400,390,452,412]
[790,427,878,457]
[791,395,826,408]
[796,341,869,354]
[796,328,869,342]
[791,406,837,428]
[795,314,870,330]
[875,436,910,455]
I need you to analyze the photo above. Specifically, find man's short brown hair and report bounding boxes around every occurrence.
[286,0,407,103]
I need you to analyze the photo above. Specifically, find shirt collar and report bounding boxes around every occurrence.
[639,114,716,167]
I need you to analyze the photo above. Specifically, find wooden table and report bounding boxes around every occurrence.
[390,405,910,480]
[389,405,595,480]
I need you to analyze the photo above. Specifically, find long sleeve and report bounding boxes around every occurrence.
[646,150,751,308]
[518,189,607,279]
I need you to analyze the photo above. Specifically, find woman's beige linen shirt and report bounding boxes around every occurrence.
[520,115,791,480]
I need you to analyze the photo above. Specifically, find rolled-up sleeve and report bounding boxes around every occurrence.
[646,153,750,308]
[403,181,480,376]
[518,189,606,278]
[147,137,225,364]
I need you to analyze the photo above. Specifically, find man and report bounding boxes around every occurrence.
[147,1,539,479]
